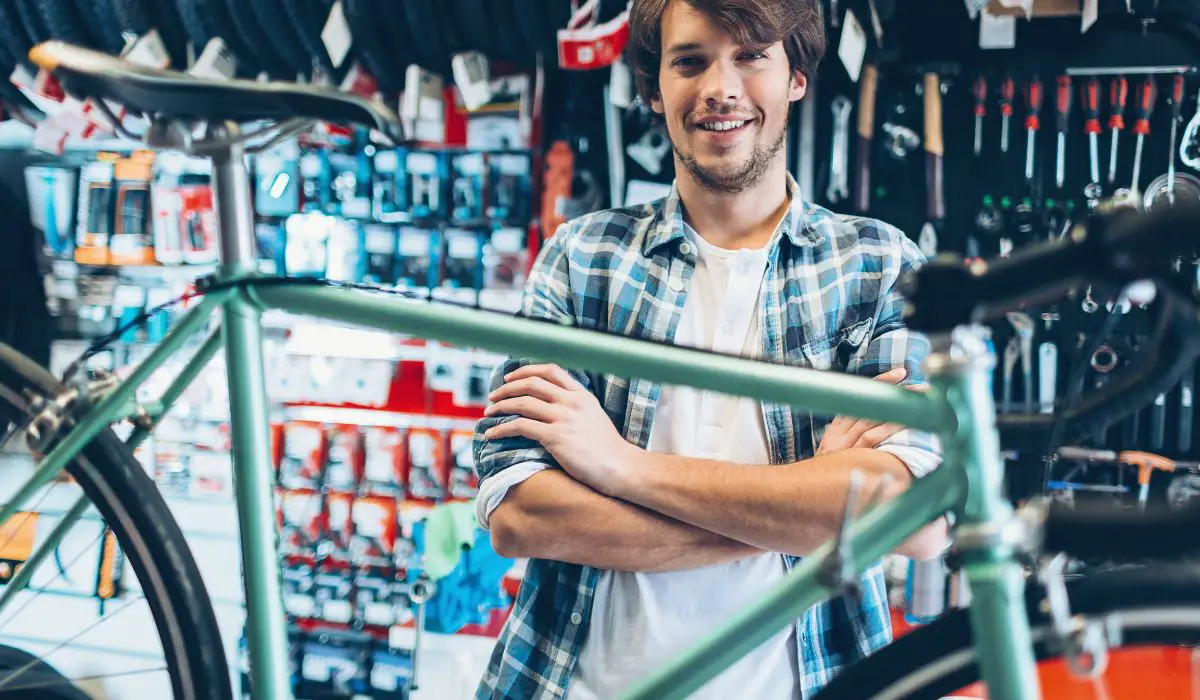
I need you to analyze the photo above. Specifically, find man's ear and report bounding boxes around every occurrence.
[789,69,808,102]
[650,93,665,114]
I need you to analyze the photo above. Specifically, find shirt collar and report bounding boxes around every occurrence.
[641,173,826,256]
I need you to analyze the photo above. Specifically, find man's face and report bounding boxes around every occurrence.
[651,1,807,193]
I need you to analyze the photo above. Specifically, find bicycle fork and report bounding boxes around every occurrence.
[928,327,1042,700]
[211,125,294,699]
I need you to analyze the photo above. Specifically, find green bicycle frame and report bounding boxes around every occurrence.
[0,127,1041,700]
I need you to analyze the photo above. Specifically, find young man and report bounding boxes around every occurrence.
[471,0,946,698]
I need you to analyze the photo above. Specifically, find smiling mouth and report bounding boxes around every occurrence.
[697,119,752,132]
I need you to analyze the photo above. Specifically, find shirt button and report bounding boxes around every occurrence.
[570,612,583,625]
[679,241,693,256]
[668,277,684,293]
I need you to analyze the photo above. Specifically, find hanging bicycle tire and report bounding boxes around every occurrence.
[0,343,231,699]
[814,564,1200,699]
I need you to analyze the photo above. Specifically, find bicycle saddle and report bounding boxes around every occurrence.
[28,40,406,143]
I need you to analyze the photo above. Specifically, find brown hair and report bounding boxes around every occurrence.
[626,0,826,105]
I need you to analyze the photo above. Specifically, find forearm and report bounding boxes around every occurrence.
[611,449,947,560]
[489,469,762,572]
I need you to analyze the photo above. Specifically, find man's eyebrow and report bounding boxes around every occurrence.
[665,42,704,55]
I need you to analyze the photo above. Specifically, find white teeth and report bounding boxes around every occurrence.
[700,120,746,132]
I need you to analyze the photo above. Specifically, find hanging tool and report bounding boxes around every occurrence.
[1024,75,1043,183]
[1055,75,1072,189]
[1082,76,1102,186]
[827,95,852,203]
[1168,74,1185,203]
[1056,447,1200,510]
[1151,390,1168,451]
[1002,336,1020,414]
[855,65,878,213]
[1180,367,1194,453]
[920,72,944,257]
[999,74,1015,153]
[972,74,987,156]
[1181,86,1200,170]
[1108,76,1128,185]
[1039,341,1057,414]
[1130,76,1157,193]
[1007,311,1035,413]
[1091,345,1119,445]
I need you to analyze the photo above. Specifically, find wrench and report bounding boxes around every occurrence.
[1180,86,1200,171]
[1007,311,1035,413]
[827,96,852,203]
[1002,336,1020,414]
[1039,341,1058,414]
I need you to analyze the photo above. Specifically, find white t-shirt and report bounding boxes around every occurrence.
[477,224,800,699]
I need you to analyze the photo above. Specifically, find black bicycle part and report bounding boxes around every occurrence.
[188,0,266,79]
[0,343,232,699]
[221,0,293,78]
[71,0,125,54]
[0,644,90,699]
[814,563,1200,699]
[452,0,501,58]
[172,0,212,59]
[0,0,35,65]
[281,0,339,81]
[15,0,52,45]
[372,0,418,82]
[1044,498,1200,562]
[510,0,551,59]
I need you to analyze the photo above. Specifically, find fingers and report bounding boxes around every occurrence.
[483,417,548,442]
[873,367,907,384]
[484,396,558,422]
[504,364,584,391]
[489,376,566,404]
[857,423,905,448]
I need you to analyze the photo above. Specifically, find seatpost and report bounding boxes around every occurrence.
[209,122,294,700]
[924,326,1041,700]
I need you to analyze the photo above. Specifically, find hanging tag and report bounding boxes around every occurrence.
[1082,0,1098,32]
[979,11,1017,50]
[452,52,493,111]
[340,62,379,99]
[189,38,237,80]
[557,9,630,70]
[322,1,353,70]
[838,10,867,83]
[567,0,601,30]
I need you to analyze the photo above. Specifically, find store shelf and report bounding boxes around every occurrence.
[285,405,478,433]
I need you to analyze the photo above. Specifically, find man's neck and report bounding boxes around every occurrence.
[676,158,791,251]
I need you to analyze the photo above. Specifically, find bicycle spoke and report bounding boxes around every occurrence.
[0,495,91,615]
[0,594,145,692]
[0,528,105,633]
[0,665,167,693]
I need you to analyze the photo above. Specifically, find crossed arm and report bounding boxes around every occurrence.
[482,364,948,571]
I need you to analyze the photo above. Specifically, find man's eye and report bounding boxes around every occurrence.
[673,56,701,68]
[740,51,767,61]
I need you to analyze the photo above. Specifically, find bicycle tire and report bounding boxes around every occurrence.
[0,343,232,700]
[110,0,152,36]
[491,0,535,65]
[540,0,573,54]
[511,0,550,58]
[372,0,417,82]
[31,0,91,47]
[450,0,499,57]
[172,0,212,58]
[0,0,34,66]
[280,0,334,78]
[221,0,292,78]
[189,0,265,78]
[814,564,1200,699]
[14,0,51,45]
[400,0,450,75]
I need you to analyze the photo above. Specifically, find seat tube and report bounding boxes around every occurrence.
[211,125,293,699]
[926,327,1041,700]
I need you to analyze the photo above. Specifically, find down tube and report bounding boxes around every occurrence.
[622,463,966,700]
[249,284,948,432]
[223,292,291,699]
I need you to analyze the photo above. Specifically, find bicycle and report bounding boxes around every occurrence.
[5,39,1200,700]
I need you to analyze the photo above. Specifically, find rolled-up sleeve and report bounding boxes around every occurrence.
[472,224,591,488]
[856,231,944,479]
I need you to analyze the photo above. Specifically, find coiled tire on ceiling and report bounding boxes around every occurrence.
[188,0,269,78]
[110,0,190,68]
[172,0,212,60]
[0,0,32,67]
[511,0,551,59]
[450,0,501,58]
[248,0,313,79]
[281,0,339,82]
[31,0,93,48]
[373,0,417,80]
[221,0,294,78]
[491,0,536,66]
[72,0,126,54]
[401,0,450,76]
[14,0,52,45]
[343,0,405,93]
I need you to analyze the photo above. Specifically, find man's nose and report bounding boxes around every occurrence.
[697,59,743,109]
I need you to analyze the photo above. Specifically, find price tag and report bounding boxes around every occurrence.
[399,229,431,256]
[321,1,352,69]
[447,232,481,258]
[838,10,867,82]
[406,152,438,174]
[341,197,371,219]
[491,227,525,252]
[374,150,398,173]
[492,154,529,175]
[979,11,1017,50]
[364,226,396,254]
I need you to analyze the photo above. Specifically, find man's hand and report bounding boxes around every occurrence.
[482,364,641,496]
[816,367,924,455]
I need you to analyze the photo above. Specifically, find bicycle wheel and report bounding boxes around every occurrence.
[0,343,231,699]
[814,564,1200,699]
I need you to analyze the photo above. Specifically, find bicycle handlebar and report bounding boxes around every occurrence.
[901,201,1200,450]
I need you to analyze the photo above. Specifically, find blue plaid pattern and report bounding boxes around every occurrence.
[472,175,941,699]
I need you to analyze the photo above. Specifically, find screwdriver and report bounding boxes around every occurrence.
[999,75,1015,153]
[1107,75,1128,185]
[1130,76,1157,193]
[1055,75,1072,188]
[1082,76,1102,185]
[1168,74,1185,203]
[973,74,987,156]
[1024,75,1043,182]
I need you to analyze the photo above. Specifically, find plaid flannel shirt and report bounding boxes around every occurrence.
[472,175,942,699]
